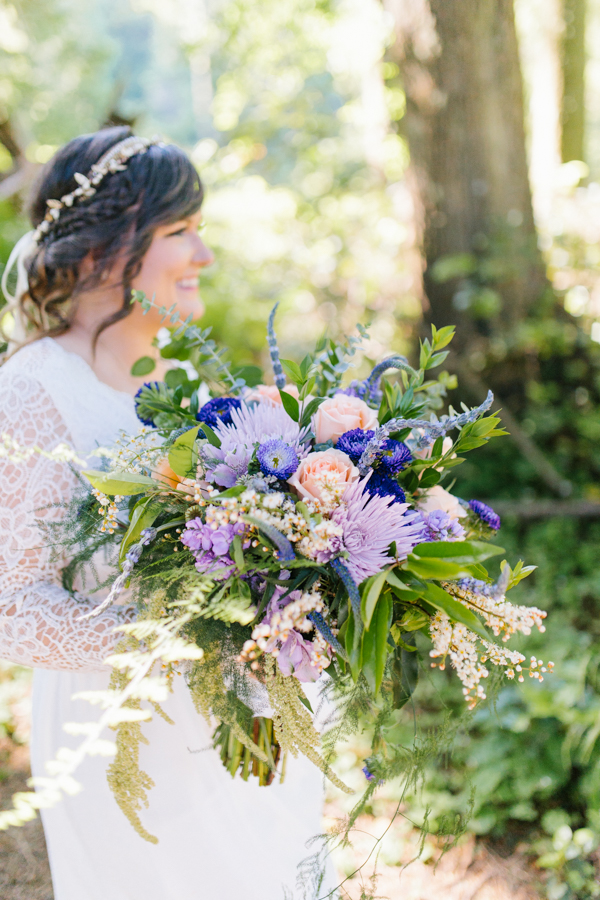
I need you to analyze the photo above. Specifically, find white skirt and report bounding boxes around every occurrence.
[31,669,335,900]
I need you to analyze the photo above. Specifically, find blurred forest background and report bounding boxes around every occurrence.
[1,0,600,897]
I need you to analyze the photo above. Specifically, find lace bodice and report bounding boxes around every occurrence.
[0,338,140,671]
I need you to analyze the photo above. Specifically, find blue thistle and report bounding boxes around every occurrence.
[469,499,501,531]
[133,381,162,426]
[256,439,299,479]
[367,471,406,504]
[379,439,412,475]
[337,428,375,463]
[196,397,242,429]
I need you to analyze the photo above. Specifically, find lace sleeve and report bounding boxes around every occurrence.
[0,370,132,672]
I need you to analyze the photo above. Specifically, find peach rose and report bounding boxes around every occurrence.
[312,394,378,445]
[417,485,466,520]
[287,449,359,505]
[247,383,300,405]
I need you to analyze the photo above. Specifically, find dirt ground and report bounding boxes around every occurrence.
[0,740,53,900]
[0,737,543,900]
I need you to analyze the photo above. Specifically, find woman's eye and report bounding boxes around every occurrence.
[167,227,187,237]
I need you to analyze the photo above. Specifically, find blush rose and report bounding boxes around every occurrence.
[417,485,466,520]
[287,448,359,504]
[312,394,378,445]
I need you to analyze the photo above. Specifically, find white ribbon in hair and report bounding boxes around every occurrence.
[1,230,36,346]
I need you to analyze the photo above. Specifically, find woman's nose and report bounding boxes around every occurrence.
[193,236,215,268]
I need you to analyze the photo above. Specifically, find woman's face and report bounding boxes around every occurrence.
[131,209,214,322]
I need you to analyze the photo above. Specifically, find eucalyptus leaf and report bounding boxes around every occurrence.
[130,356,156,377]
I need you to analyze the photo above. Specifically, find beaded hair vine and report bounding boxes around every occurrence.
[32,135,164,243]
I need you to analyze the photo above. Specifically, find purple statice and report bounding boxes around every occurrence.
[337,428,375,463]
[196,397,242,429]
[256,439,299,479]
[362,764,376,782]
[469,499,501,531]
[331,478,426,583]
[203,401,310,488]
[180,517,246,579]
[421,509,466,542]
[367,470,406,504]
[379,439,412,475]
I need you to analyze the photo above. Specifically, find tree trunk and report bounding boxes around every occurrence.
[385,0,548,366]
[561,0,587,162]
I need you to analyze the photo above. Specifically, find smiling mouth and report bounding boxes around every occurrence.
[176,277,199,290]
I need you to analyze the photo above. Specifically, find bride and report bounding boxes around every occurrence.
[0,127,334,900]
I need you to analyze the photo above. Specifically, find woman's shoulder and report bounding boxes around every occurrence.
[1,337,66,385]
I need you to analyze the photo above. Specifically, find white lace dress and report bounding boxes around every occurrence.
[0,337,334,900]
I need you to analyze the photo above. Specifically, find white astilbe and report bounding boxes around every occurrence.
[202,490,343,563]
[94,426,164,475]
[443,581,547,641]
[429,612,554,709]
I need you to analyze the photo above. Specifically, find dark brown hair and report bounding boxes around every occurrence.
[20,125,204,344]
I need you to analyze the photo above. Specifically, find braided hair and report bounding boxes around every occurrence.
[19,126,204,346]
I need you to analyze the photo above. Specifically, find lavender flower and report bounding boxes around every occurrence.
[196,397,242,429]
[181,517,246,579]
[421,509,466,542]
[331,478,425,583]
[362,765,376,782]
[469,499,501,531]
[256,439,299,479]
[357,391,494,475]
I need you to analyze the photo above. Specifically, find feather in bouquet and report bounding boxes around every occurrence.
[50,295,551,839]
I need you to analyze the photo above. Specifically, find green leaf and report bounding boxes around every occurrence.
[431,324,455,350]
[419,468,441,488]
[119,497,161,567]
[345,608,361,681]
[231,535,246,573]
[130,356,156,377]
[411,540,505,564]
[404,555,476,580]
[83,469,156,496]
[168,425,200,479]
[164,368,191,391]
[418,582,490,641]
[300,396,325,429]
[280,359,303,384]
[427,350,449,369]
[299,695,314,713]
[198,422,222,448]
[361,570,388,629]
[279,388,300,422]
[362,593,392,695]
[398,608,430,631]
[385,569,422,602]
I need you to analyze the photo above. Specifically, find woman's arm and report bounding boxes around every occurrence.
[0,373,131,671]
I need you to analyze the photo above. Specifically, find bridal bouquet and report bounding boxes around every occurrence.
[46,297,550,840]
